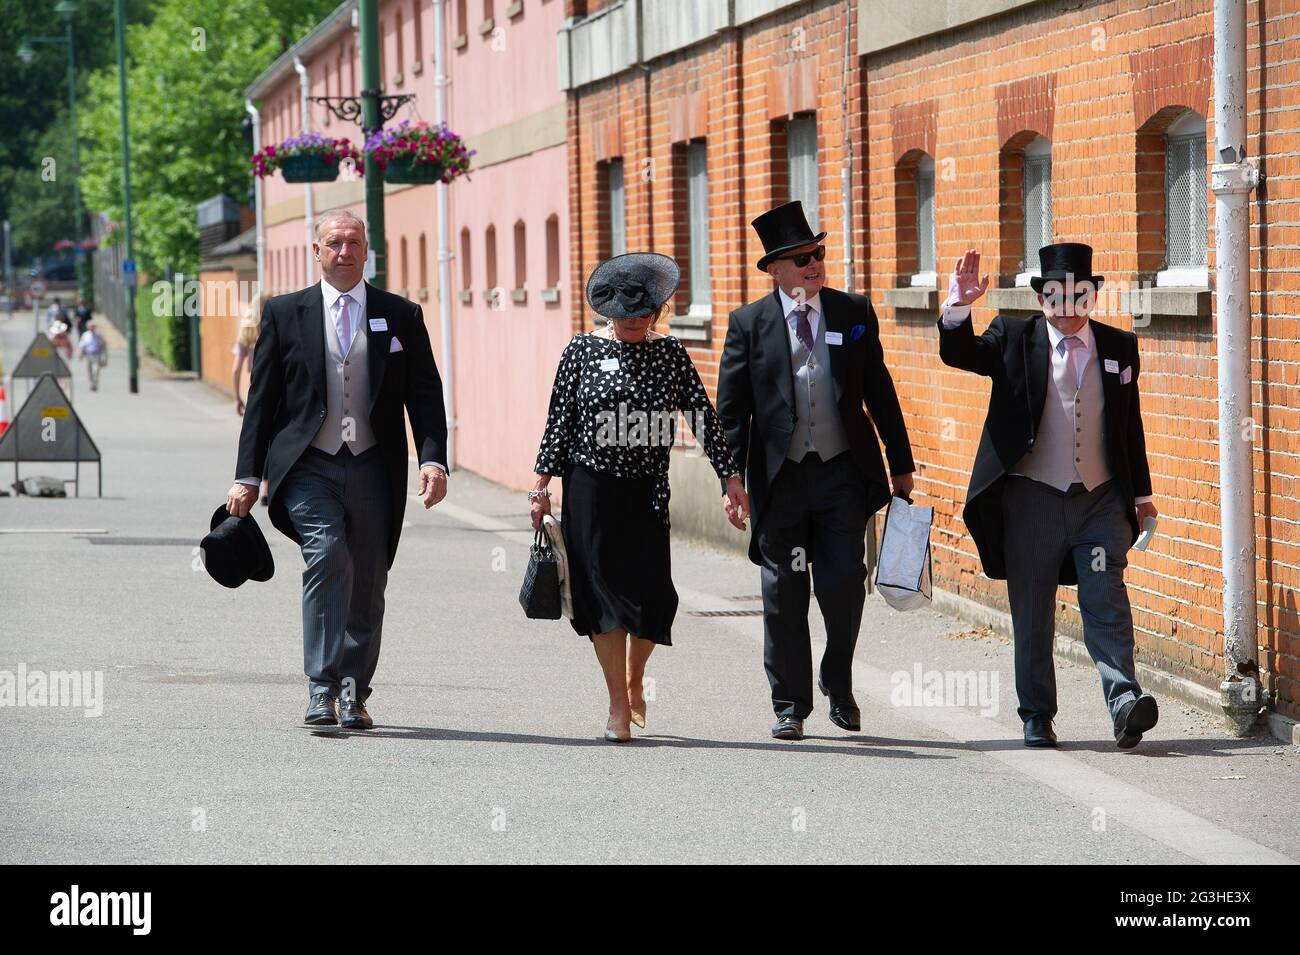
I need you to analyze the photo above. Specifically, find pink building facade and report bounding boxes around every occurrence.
[242,0,569,488]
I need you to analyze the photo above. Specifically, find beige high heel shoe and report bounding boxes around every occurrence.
[630,701,646,729]
[604,716,631,743]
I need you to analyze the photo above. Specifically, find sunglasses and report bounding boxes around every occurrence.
[776,245,827,268]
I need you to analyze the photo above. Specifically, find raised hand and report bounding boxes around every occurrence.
[946,249,990,308]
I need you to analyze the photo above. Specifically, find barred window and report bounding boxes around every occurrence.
[916,155,935,275]
[1023,136,1052,272]
[787,115,818,233]
[687,140,711,308]
[1165,113,1208,269]
[607,158,626,257]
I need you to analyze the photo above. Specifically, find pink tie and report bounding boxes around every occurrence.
[336,294,353,354]
[1062,335,1084,391]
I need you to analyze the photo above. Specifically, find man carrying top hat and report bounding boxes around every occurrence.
[937,242,1160,749]
[716,200,915,740]
[224,208,449,730]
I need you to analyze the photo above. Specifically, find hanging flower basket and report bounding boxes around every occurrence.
[251,134,363,182]
[280,153,339,182]
[383,156,445,184]
[363,120,474,186]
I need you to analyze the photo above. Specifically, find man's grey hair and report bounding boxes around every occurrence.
[314,208,367,242]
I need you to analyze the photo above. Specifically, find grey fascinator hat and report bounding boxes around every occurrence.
[585,252,681,320]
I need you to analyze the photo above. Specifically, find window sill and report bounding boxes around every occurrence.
[417,287,429,302]
[507,0,523,18]
[392,72,403,87]
[1129,286,1211,320]
[458,289,472,304]
[411,61,423,77]
[670,306,711,342]
[453,34,468,50]
[1014,271,1039,287]
[1156,267,1209,288]
[540,286,560,305]
[909,271,937,288]
[511,287,527,303]
[478,18,495,36]
[986,286,1041,312]
[883,286,937,311]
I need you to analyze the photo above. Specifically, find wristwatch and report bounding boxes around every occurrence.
[528,488,552,501]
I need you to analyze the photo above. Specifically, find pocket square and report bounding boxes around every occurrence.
[389,337,403,353]
[850,324,866,342]
[1120,365,1132,385]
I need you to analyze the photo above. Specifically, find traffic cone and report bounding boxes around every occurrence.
[0,384,8,438]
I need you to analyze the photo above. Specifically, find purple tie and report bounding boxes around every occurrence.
[793,305,814,352]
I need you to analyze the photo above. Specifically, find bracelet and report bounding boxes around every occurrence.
[528,489,551,501]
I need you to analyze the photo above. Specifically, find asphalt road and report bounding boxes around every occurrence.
[1,308,1296,864]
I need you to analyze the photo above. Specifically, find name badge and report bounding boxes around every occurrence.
[824,331,843,346]
[368,317,388,332]
[1104,358,1119,373]
[599,358,620,372]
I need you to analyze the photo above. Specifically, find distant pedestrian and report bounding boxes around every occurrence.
[231,294,269,505]
[74,297,92,337]
[49,320,73,362]
[77,320,107,391]
[46,297,67,329]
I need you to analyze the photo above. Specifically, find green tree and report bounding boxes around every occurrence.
[74,0,337,364]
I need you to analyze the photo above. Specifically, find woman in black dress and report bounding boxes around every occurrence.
[530,253,749,742]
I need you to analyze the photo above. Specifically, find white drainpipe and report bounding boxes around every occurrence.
[1211,0,1263,734]
[293,56,316,287]
[245,99,265,297]
[432,0,456,470]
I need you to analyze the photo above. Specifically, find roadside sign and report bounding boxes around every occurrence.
[29,279,48,299]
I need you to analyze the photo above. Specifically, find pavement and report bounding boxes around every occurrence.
[1,306,1297,864]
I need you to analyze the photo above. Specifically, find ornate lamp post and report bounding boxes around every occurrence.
[307,0,413,289]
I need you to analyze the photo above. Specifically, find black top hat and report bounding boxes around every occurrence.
[752,201,827,271]
[585,252,681,320]
[200,504,274,588]
[1030,242,1106,293]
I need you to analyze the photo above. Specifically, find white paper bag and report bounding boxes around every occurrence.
[875,496,933,612]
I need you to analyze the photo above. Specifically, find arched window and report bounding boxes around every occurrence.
[545,214,560,291]
[513,219,527,298]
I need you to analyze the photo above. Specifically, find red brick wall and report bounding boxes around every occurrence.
[865,0,1299,717]
[566,0,1300,719]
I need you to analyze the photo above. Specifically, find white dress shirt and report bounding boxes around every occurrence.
[237,278,446,487]
[939,300,1151,505]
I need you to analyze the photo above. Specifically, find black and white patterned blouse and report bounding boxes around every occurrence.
[534,332,739,527]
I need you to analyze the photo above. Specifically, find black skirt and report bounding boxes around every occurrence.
[560,462,678,645]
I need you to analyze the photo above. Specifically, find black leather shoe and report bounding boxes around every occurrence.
[304,693,338,726]
[1114,693,1158,749]
[339,698,373,730]
[818,678,861,732]
[771,716,804,740]
[1023,715,1057,748]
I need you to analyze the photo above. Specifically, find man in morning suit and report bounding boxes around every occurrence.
[225,208,449,730]
[716,201,916,741]
[938,243,1160,749]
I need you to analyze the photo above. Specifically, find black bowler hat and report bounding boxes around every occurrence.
[585,252,681,320]
[1030,242,1105,293]
[200,504,274,588]
[752,201,827,271]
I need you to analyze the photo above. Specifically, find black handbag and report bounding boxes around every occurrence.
[519,527,562,620]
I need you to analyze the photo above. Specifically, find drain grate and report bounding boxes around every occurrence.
[688,609,764,618]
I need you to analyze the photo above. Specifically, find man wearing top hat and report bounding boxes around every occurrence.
[717,200,915,740]
[224,208,449,730]
[937,242,1160,749]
